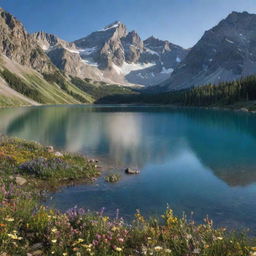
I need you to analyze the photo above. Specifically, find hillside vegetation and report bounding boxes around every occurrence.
[96,75,256,111]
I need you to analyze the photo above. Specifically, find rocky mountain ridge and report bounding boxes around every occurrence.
[163,11,256,90]
[34,21,189,86]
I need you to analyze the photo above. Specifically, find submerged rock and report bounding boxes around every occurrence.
[125,168,140,175]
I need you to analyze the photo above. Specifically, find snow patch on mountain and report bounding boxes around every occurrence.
[100,21,121,31]
[79,47,97,56]
[145,48,160,56]
[161,67,174,74]
[176,57,181,62]
[81,58,99,67]
[225,38,234,44]
[112,62,156,75]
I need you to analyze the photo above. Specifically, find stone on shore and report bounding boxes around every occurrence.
[46,146,54,153]
[15,176,27,186]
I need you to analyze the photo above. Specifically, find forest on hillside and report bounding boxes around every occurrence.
[96,75,256,110]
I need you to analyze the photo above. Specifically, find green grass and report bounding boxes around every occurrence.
[0,94,28,107]
[0,67,95,106]
[70,77,136,102]
[0,136,255,255]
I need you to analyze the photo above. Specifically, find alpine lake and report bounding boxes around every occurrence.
[1,105,256,232]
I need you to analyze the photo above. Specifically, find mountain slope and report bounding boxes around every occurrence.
[162,11,256,91]
[0,8,95,106]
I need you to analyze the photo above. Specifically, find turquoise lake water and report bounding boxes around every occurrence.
[1,105,256,231]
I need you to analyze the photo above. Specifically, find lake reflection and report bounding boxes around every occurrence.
[1,105,256,230]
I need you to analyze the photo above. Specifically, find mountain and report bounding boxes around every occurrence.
[0,8,56,74]
[0,8,95,106]
[32,32,108,83]
[163,11,256,91]
[34,21,188,87]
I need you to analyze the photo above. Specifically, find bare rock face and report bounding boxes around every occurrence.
[75,21,128,69]
[72,22,188,86]
[33,20,188,87]
[0,8,55,73]
[122,31,144,63]
[163,11,256,91]
[32,32,77,52]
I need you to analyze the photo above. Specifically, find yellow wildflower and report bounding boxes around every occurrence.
[217,237,223,240]
[5,217,14,222]
[102,216,109,222]
[7,233,23,240]
[51,239,57,243]
[251,247,256,251]
[111,226,119,231]
[51,227,58,233]
[115,247,122,252]
[63,253,68,256]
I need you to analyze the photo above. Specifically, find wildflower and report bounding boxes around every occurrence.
[250,253,256,256]
[111,226,119,232]
[118,238,124,243]
[4,217,14,222]
[217,237,223,240]
[7,233,22,240]
[63,253,68,256]
[77,238,84,243]
[81,244,93,249]
[186,234,192,240]
[115,247,122,252]
[0,223,7,227]
[251,247,256,251]
[204,244,209,249]
[51,227,58,233]
[154,246,163,251]
[165,249,172,253]
[51,239,57,243]
[102,216,109,222]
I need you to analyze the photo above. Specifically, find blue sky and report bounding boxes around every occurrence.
[1,0,256,48]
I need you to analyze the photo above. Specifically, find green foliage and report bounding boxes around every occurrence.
[43,72,89,103]
[0,136,99,182]
[71,77,136,101]
[43,72,68,91]
[165,75,256,107]
[97,75,256,109]
[0,69,45,103]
